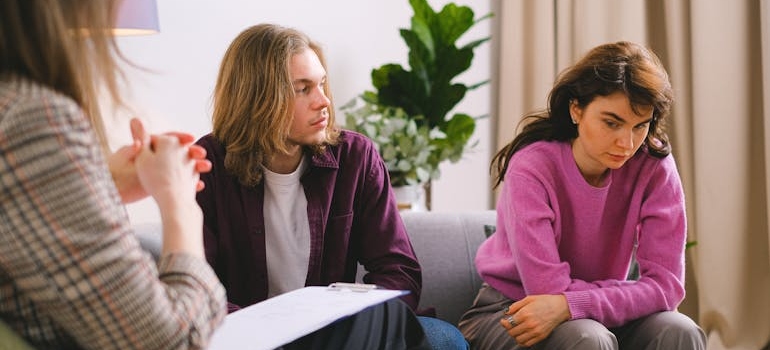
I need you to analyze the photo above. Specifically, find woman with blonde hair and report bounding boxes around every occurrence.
[0,1,226,348]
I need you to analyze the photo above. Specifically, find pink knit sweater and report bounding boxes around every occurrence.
[476,141,687,327]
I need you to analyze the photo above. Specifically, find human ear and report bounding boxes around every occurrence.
[569,100,582,124]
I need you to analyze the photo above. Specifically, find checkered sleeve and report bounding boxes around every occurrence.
[0,83,226,349]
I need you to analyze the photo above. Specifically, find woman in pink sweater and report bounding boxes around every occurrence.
[458,42,706,349]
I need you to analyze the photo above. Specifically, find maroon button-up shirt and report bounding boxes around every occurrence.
[196,130,422,312]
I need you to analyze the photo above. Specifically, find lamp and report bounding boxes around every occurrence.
[114,0,160,36]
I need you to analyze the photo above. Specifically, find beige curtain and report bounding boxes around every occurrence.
[494,1,770,349]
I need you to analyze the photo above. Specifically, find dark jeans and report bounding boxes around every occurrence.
[284,299,431,350]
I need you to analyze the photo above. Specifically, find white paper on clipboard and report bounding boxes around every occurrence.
[207,285,408,350]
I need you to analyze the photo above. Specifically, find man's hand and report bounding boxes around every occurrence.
[109,118,211,203]
[499,294,571,347]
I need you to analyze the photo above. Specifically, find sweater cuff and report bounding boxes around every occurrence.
[564,291,591,320]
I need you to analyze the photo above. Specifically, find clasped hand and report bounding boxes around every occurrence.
[108,118,211,204]
[500,294,571,347]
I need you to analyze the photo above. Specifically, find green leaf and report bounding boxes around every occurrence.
[426,83,467,126]
[445,113,475,141]
[409,0,435,23]
[466,79,490,91]
[460,37,491,51]
[409,19,434,61]
[435,3,474,45]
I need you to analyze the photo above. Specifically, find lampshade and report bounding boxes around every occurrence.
[114,0,160,36]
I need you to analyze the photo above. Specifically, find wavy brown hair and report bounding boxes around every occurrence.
[0,0,124,151]
[491,41,674,189]
[212,23,340,187]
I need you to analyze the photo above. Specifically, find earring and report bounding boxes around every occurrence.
[570,115,577,124]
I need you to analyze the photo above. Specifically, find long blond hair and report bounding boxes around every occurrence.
[0,0,125,151]
[212,23,340,187]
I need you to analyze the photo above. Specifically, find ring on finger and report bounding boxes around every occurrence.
[506,315,516,327]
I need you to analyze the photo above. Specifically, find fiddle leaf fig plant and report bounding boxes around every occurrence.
[343,0,491,188]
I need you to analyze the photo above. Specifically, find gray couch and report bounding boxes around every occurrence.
[134,210,497,326]
[395,210,495,324]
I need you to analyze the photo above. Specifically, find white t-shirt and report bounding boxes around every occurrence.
[262,158,310,298]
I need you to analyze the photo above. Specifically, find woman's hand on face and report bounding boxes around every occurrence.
[109,118,211,203]
[499,294,571,347]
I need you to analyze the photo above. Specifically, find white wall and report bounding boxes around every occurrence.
[111,0,494,224]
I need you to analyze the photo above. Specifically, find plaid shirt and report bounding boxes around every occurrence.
[0,77,226,349]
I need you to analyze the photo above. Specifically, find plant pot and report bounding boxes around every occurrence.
[392,184,426,211]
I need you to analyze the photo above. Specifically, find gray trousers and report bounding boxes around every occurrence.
[458,284,706,350]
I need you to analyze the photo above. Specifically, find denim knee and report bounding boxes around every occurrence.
[417,316,469,350]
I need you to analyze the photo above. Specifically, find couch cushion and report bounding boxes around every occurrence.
[400,210,496,325]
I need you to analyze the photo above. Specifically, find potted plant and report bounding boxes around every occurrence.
[344,103,436,187]
[343,0,491,210]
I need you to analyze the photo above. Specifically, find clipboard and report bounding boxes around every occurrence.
[207,284,409,350]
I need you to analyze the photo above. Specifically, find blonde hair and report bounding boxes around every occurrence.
[212,23,339,187]
[0,0,125,151]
